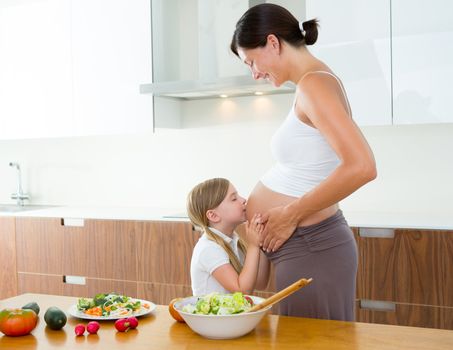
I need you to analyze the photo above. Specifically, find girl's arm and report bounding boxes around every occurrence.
[212,216,263,294]
[260,73,377,252]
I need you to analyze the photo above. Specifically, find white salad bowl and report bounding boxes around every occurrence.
[173,295,271,339]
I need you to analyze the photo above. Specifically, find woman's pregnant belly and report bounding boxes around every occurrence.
[246,181,338,227]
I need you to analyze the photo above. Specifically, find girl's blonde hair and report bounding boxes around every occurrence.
[187,178,247,274]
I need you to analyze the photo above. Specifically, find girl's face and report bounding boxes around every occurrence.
[212,183,247,226]
[237,35,283,87]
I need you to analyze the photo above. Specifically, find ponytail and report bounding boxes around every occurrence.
[301,19,319,46]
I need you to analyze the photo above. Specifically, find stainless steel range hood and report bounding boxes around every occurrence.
[140,76,295,100]
[140,0,296,100]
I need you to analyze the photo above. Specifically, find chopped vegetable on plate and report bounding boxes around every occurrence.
[76,293,150,318]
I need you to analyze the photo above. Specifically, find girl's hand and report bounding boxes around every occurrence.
[259,206,299,252]
[245,214,264,247]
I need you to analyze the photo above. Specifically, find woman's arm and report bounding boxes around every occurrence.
[212,216,264,294]
[260,73,377,252]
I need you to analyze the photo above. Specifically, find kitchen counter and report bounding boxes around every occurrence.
[1,293,453,350]
[1,204,453,230]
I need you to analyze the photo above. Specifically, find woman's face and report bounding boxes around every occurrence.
[237,35,283,87]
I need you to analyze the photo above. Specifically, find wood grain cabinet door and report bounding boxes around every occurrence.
[0,217,18,299]
[15,217,64,275]
[137,221,198,285]
[356,228,453,307]
[63,219,140,281]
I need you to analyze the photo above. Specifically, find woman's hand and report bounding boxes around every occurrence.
[245,213,264,247]
[259,205,299,252]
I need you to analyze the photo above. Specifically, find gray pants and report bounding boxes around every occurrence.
[265,210,357,321]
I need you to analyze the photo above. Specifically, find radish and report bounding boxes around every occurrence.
[114,318,130,332]
[74,324,85,336]
[127,317,138,329]
[86,321,100,334]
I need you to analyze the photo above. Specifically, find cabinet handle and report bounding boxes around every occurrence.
[359,299,396,312]
[358,228,394,238]
[61,218,85,227]
[63,275,86,285]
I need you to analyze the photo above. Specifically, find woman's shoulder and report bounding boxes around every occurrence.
[297,69,339,91]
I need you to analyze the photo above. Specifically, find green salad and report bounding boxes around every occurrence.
[182,292,254,315]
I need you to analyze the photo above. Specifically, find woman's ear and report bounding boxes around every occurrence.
[206,209,220,223]
[266,34,280,52]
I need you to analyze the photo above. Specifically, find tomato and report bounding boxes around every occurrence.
[168,298,185,323]
[0,308,38,337]
[244,295,254,306]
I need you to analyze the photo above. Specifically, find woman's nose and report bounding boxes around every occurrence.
[252,70,263,80]
[250,66,263,80]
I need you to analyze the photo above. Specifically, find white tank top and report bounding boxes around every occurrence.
[260,71,351,198]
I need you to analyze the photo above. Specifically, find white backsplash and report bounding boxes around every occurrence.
[1,94,452,215]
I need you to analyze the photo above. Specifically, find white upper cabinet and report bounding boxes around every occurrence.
[0,0,73,139]
[305,0,392,126]
[0,0,152,140]
[71,0,153,135]
[391,0,453,124]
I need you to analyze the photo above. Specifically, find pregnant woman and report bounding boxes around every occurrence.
[231,4,377,321]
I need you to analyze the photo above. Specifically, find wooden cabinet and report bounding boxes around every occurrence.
[355,228,453,330]
[10,216,453,329]
[137,282,192,305]
[0,217,17,299]
[63,219,140,281]
[137,221,197,285]
[14,218,199,303]
[356,301,453,330]
[15,218,64,275]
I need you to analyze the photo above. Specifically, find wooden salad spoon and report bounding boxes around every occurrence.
[248,277,313,313]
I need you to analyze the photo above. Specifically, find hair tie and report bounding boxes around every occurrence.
[299,21,305,36]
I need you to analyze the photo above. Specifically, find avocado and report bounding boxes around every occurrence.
[44,306,67,330]
[22,301,40,316]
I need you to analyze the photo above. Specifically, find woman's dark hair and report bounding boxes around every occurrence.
[230,3,319,57]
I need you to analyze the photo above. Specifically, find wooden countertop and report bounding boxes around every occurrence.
[1,294,453,349]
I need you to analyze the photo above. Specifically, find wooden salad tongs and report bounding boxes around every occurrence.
[248,277,313,313]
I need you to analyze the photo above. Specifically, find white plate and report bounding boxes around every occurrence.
[67,299,156,320]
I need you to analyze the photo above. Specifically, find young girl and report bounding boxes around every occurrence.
[187,178,269,296]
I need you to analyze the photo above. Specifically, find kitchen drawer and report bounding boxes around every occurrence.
[356,300,453,330]
[356,228,453,307]
[63,276,138,299]
[17,273,64,296]
[137,282,192,305]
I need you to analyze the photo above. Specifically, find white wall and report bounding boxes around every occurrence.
[1,94,452,215]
